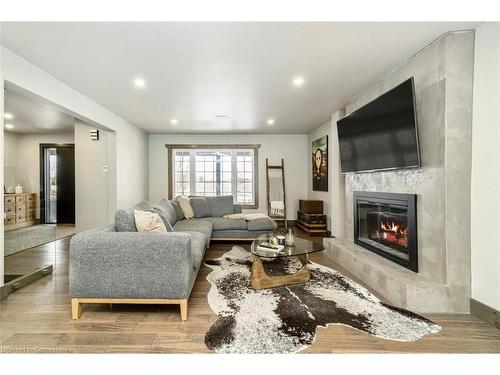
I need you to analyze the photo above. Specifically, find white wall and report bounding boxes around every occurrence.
[330,110,346,239]
[471,23,500,311]
[148,134,308,220]
[1,46,148,211]
[307,121,332,230]
[3,131,18,166]
[114,124,148,209]
[75,120,116,231]
[3,131,19,188]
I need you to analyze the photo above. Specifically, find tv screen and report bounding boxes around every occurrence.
[337,78,420,173]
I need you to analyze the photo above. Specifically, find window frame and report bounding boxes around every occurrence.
[166,144,260,209]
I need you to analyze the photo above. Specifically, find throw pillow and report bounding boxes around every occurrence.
[177,196,194,219]
[152,205,175,232]
[170,200,185,221]
[206,195,235,217]
[134,209,167,233]
[189,196,211,218]
[157,199,178,226]
[115,201,153,232]
[115,208,136,232]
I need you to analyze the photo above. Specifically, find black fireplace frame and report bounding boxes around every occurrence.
[353,191,418,272]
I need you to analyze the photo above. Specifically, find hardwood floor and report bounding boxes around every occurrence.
[1,231,500,353]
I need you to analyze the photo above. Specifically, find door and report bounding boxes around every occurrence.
[56,147,75,224]
[40,144,75,224]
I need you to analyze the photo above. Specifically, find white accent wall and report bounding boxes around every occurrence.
[148,134,308,220]
[75,120,117,231]
[307,111,346,236]
[471,22,500,311]
[307,121,332,230]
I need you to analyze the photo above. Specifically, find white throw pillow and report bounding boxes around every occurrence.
[177,196,194,219]
[134,209,167,232]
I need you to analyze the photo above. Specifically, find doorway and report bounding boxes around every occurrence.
[40,144,75,225]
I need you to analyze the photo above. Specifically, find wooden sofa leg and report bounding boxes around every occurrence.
[71,298,81,320]
[180,299,188,321]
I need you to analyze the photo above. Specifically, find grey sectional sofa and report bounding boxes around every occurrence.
[69,195,276,321]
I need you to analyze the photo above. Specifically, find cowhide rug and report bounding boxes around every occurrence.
[204,246,441,354]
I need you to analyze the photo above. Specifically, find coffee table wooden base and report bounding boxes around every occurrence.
[251,254,310,290]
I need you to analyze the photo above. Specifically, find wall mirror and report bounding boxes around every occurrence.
[2,85,76,300]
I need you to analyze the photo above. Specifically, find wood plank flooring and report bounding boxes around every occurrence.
[1,232,500,353]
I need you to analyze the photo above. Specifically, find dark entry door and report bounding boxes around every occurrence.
[40,144,75,224]
[56,147,75,224]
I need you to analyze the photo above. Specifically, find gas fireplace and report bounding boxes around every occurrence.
[353,191,417,272]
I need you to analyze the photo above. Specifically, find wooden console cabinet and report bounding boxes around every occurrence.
[4,193,37,230]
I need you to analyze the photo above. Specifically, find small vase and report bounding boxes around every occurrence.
[285,227,295,246]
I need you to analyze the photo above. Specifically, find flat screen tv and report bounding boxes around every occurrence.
[337,77,420,173]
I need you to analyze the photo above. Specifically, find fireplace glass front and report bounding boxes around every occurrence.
[354,191,417,272]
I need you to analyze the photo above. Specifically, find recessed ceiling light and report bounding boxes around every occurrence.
[214,115,230,121]
[133,77,146,89]
[267,118,275,125]
[4,112,13,120]
[5,124,14,130]
[292,75,305,87]
[170,119,178,125]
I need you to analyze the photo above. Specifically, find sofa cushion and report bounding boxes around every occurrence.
[206,195,235,217]
[134,209,167,233]
[247,218,278,231]
[190,197,211,218]
[203,217,247,231]
[170,200,185,221]
[177,196,194,219]
[115,201,153,232]
[173,218,213,240]
[212,229,276,238]
[156,199,178,226]
[151,206,174,232]
[183,231,207,270]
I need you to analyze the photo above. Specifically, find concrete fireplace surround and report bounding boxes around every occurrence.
[324,31,474,313]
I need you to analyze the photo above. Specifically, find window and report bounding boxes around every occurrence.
[168,145,259,207]
[195,151,232,197]
[236,151,253,204]
[174,151,190,196]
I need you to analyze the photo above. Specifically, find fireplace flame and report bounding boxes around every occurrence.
[377,220,408,247]
[380,221,399,233]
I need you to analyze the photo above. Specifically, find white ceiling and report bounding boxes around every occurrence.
[1,22,479,134]
[4,88,75,134]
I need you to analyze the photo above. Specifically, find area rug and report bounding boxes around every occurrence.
[204,246,441,354]
[4,225,76,256]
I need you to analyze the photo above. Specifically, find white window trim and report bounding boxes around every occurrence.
[167,144,260,209]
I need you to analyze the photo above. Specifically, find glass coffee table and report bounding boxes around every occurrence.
[250,234,325,290]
